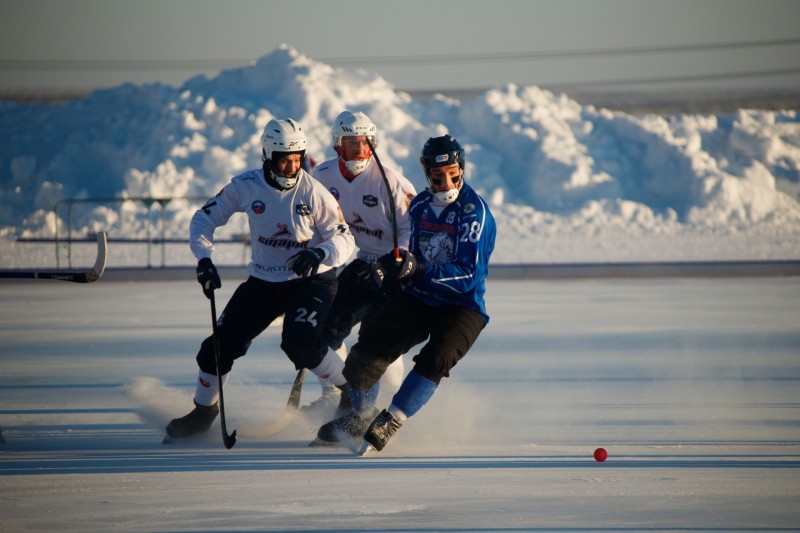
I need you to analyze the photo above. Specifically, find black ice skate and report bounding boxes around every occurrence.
[164,401,219,442]
[359,409,403,455]
[308,407,378,447]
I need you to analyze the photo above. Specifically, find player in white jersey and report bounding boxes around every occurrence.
[303,111,416,420]
[165,118,356,441]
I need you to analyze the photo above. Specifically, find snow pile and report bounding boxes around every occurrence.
[1,44,799,262]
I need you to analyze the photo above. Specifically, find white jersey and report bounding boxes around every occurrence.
[313,157,416,262]
[190,168,355,282]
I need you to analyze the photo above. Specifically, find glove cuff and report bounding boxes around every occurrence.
[312,247,326,261]
[413,257,427,280]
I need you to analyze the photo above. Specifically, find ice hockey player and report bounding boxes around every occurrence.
[311,134,496,454]
[165,118,355,441]
[301,110,416,421]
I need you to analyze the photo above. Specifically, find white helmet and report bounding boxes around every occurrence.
[261,118,307,189]
[332,111,377,176]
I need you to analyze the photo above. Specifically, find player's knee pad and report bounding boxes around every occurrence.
[281,330,327,370]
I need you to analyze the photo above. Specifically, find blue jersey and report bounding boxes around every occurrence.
[405,182,496,323]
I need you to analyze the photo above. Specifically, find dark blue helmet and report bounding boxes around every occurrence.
[420,135,465,177]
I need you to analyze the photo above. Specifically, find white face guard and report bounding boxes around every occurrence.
[432,185,461,204]
[271,171,298,190]
[343,158,369,176]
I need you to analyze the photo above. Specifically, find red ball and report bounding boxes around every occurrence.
[593,448,608,462]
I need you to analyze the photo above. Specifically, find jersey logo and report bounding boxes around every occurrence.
[329,187,340,201]
[362,195,378,208]
[295,203,311,216]
[420,232,455,264]
[270,224,291,239]
[258,224,306,250]
[349,211,384,240]
[351,212,365,226]
[251,200,265,215]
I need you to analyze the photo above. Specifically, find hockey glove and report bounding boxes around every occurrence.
[352,259,375,289]
[286,247,326,278]
[196,257,221,299]
[371,249,423,287]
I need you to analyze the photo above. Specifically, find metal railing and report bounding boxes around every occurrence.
[52,196,248,268]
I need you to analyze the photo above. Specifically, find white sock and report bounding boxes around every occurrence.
[318,343,348,391]
[194,371,229,406]
[387,404,407,422]
[310,347,347,387]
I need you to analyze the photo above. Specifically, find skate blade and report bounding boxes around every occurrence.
[357,441,376,456]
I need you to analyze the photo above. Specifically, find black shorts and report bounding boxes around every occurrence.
[195,271,337,375]
[343,291,486,388]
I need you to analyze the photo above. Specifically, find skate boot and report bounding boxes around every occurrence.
[309,407,379,447]
[360,409,403,454]
[164,401,219,440]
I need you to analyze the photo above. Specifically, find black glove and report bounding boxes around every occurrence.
[196,257,221,299]
[371,249,423,287]
[286,247,326,277]
[343,258,375,289]
[355,264,374,288]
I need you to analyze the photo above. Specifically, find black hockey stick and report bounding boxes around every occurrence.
[209,292,237,449]
[0,231,108,282]
[366,138,400,260]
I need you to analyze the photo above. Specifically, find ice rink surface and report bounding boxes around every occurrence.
[1,276,799,532]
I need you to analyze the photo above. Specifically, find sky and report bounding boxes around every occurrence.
[1,277,799,531]
[2,0,800,95]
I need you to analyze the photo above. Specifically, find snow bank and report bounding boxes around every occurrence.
[0,44,798,259]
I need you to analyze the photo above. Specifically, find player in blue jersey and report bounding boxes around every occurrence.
[311,134,496,453]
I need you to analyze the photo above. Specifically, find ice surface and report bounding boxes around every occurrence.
[1,277,798,531]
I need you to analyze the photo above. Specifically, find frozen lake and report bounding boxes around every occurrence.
[1,276,799,531]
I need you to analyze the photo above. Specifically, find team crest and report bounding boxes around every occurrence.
[329,187,340,201]
[251,200,266,215]
[271,223,291,239]
[351,212,365,226]
[295,203,311,216]
[420,231,455,264]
